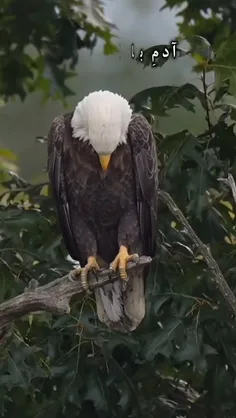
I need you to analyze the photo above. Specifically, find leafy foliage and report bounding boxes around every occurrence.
[0,0,117,102]
[2,2,236,417]
[130,83,206,116]
[163,0,236,48]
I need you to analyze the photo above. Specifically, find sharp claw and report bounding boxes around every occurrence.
[109,265,116,274]
[68,267,91,294]
[80,256,100,294]
[127,253,139,263]
[68,267,81,282]
[109,247,139,281]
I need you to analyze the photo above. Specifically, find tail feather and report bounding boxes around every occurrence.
[97,280,123,323]
[123,268,145,330]
[94,260,146,332]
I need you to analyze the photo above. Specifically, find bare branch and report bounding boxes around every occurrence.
[158,189,236,316]
[0,256,151,332]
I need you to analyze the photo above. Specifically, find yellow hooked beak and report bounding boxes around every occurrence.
[99,154,111,171]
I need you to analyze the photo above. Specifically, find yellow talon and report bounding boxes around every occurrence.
[69,256,100,292]
[109,245,139,280]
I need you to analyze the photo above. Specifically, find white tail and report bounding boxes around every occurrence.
[94,267,145,332]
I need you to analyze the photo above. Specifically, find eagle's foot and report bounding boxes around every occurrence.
[109,246,139,280]
[68,266,90,292]
[81,256,100,292]
[68,257,99,294]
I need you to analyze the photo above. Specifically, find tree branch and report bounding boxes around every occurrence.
[0,256,151,332]
[202,68,212,133]
[158,189,236,316]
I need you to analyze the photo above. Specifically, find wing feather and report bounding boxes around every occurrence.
[47,114,80,261]
[127,114,158,256]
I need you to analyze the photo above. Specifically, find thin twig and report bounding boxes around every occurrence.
[158,189,236,316]
[0,182,48,199]
[202,68,212,133]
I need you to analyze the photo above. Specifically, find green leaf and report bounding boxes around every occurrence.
[116,381,132,413]
[188,35,214,63]
[103,40,119,55]
[175,330,201,363]
[203,344,218,356]
[0,345,45,390]
[214,102,236,121]
[129,83,206,116]
[84,372,109,412]
[213,79,230,102]
[0,148,17,162]
[74,0,116,31]
[213,36,236,95]
[159,130,207,178]
[153,295,171,315]
[142,319,183,361]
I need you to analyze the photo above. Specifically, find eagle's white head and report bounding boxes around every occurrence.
[71,90,132,170]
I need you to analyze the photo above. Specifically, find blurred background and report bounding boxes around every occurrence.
[0,0,205,180]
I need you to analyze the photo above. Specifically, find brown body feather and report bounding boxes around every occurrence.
[47,112,158,332]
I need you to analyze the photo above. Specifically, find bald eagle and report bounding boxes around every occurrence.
[47,90,158,332]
